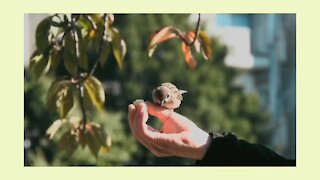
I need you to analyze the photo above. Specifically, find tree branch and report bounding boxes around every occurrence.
[70,14,88,131]
[69,14,109,130]
[83,14,108,81]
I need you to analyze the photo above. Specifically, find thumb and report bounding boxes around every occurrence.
[146,101,175,123]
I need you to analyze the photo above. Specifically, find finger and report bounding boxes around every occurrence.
[136,103,158,141]
[128,104,136,134]
[134,103,176,156]
[132,103,160,133]
[148,126,160,133]
[145,101,175,123]
[134,103,165,148]
[136,103,175,148]
[133,103,154,147]
[146,101,196,131]
[150,148,172,157]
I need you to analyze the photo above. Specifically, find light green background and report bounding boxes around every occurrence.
[1,0,319,179]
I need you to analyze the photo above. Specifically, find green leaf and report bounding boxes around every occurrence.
[77,16,91,31]
[36,17,52,53]
[83,86,93,110]
[78,36,89,70]
[28,51,37,72]
[75,26,83,41]
[58,131,78,155]
[78,130,87,149]
[89,14,103,25]
[51,20,65,28]
[99,42,110,67]
[58,85,74,118]
[91,122,111,154]
[79,53,88,70]
[93,26,104,54]
[47,79,74,118]
[29,53,49,80]
[83,76,105,110]
[86,124,101,158]
[101,135,112,153]
[198,31,212,60]
[85,122,111,158]
[109,27,126,69]
[63,50,77,76]
[86,135,100,158]
[64,31,75,52]
[49,51,61,70]
[46,119,63,139]
[75,26,83,67]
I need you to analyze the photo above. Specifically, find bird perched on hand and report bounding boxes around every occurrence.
[152,82,187,110]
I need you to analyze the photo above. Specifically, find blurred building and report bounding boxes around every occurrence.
[192,14,296,159]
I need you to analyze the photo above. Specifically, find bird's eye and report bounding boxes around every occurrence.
[167,94,169,98]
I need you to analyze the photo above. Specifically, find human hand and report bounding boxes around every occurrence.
[128,101,212,160]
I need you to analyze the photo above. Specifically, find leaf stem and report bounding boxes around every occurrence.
[78,83,87,131]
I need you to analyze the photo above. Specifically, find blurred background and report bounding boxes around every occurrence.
[24,14,296,166]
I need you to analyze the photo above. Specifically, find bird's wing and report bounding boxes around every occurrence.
[173,89,184,101]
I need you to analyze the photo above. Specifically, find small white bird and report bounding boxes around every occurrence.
[152,82,187,110]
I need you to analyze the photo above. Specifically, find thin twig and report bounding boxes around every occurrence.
[190,13,201,45]
[72,14,108,130]
[83,14,97,30]
[174,13,201,46]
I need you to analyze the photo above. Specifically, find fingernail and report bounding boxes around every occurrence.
[135,103,141,110]
[128,104,135,110]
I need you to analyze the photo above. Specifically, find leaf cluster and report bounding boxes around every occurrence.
[29,14,127,158]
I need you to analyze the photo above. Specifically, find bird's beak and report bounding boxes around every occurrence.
[160,100,165,107]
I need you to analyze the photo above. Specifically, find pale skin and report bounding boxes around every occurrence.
[128,101,212,160]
